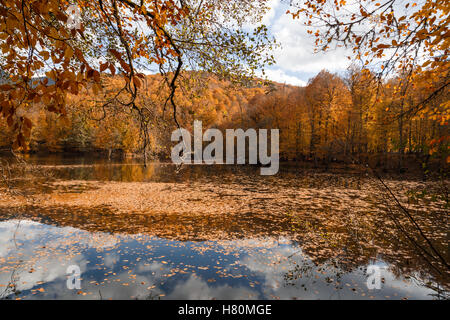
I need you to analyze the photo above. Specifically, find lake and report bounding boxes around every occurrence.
[0,154,448,299]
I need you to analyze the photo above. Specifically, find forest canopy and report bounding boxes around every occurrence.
[0,0,276,150]
[0,0,448,169]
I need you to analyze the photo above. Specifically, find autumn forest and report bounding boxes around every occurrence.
[0,0,448,302]
[1,68,447,172]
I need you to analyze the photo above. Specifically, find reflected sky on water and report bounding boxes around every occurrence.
[0,155,448,299]
[0,220,443,300]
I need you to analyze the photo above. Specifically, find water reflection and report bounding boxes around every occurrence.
[0,154,448,299]
[0,220,443,300]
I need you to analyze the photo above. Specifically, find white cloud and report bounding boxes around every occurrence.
[270,8,351,75]
[247,1,351,85]
[262,68,307,86]
[261,0,281,25]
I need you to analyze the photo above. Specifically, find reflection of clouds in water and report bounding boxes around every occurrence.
[0,220,441,300]
[238,245,300,290]
[232,239,437,300]
[166,275,257,300]
[0,220,117,295]
[0,220,119,256]
[103,253,120,269]
[0,220,42,257]
[0,244,87,295]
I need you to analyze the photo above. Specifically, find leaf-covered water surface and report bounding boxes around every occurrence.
[0,156,448,300]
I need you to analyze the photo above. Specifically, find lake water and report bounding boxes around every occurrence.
[0,155,448,299]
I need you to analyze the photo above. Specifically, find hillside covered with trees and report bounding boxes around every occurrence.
[0,0,449,302]
[1,69,447,172]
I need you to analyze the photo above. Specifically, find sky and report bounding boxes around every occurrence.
[30,0,352,87]
[259,0,351,86]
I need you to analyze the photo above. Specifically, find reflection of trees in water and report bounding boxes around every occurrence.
[0,265,22,300]
[0,204,295,241]
[144,290,162,300]
[283,257,347,299]
[284,207,450,298]
[0,220,23,300]
[0,157,27,299]
[1,158,448,298]
[0,158,25,299]
[408,274,449,300]
[375,179,449,280]
[282,255,448,300]
[1,199,448,296]
[0,153,55,196]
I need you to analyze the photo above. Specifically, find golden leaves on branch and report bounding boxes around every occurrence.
[288,0,449,80]
[0,0,190,151]
[0,0,94,150]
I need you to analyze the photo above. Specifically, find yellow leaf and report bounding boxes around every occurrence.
[41,51,50,60]
[65,46,74,60]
